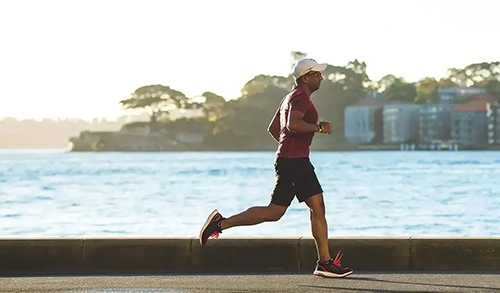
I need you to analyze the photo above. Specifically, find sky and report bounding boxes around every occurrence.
[0,0,499,120]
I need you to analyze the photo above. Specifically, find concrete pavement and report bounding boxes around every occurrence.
[1,272,499,293]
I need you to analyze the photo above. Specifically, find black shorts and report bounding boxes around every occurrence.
[270,156,323,207]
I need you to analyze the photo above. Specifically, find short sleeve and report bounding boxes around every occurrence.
[289,92,310,114]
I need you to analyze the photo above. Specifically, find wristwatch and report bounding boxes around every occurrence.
[317,123,323,133]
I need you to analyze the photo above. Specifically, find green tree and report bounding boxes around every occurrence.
[415,77,439,104]
[442,62,500,96]
[438,77,458,88]
[346,59,371,87]
[240,74,293,97]
[378,75,417,102]
[119,84,189,123]
[376,74,397,92]
[200,91,227,122]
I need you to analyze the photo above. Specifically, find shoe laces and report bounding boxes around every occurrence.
[317,250,350,270]
[209,231,220,239]
[333,250,351,269]
[333,250,343,266]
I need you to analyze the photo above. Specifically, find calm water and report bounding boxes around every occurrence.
[0,149,499,237]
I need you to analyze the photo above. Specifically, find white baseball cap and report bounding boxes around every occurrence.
[292,58,328,80]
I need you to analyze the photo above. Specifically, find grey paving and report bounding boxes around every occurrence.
[1,272,499,293]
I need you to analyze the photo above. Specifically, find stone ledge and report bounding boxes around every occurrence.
[0,237,498,275]
[0,238,83,275]
[409,237,500,271]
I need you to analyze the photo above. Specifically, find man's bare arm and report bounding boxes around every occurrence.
[287,111,320,133]
[267,108,280,142]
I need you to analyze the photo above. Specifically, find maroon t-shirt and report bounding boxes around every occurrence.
[276,86,319,158]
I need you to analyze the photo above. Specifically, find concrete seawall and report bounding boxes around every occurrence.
[0,237,498,275]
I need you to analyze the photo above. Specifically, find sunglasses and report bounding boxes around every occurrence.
[304,71,322,78]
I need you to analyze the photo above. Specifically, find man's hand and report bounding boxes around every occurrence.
[318,121,332,134]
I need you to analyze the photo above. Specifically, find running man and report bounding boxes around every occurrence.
[198,58,353,278]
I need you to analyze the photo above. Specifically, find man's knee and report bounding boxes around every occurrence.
[305,193,326,217]
[266,203,287,221]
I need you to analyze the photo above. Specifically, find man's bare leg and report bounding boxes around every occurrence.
[305,193,331,262]
[199,204,287,245]
[305,193,353,278]
[221,203,287,230]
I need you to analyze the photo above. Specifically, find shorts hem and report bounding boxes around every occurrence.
[297,188,324,203]
[270,199,292,207]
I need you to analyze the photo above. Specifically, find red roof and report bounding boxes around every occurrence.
[453,100,489,112]
[469,93,497,103]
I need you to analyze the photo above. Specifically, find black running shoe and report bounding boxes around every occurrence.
[199,209,224,245]
[313,250,353,278]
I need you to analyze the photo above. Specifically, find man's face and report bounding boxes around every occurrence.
[301,70,323,92]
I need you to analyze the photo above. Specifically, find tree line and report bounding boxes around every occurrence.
[118,52,500,150]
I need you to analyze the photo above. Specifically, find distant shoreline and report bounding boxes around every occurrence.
[3,147,500,152]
